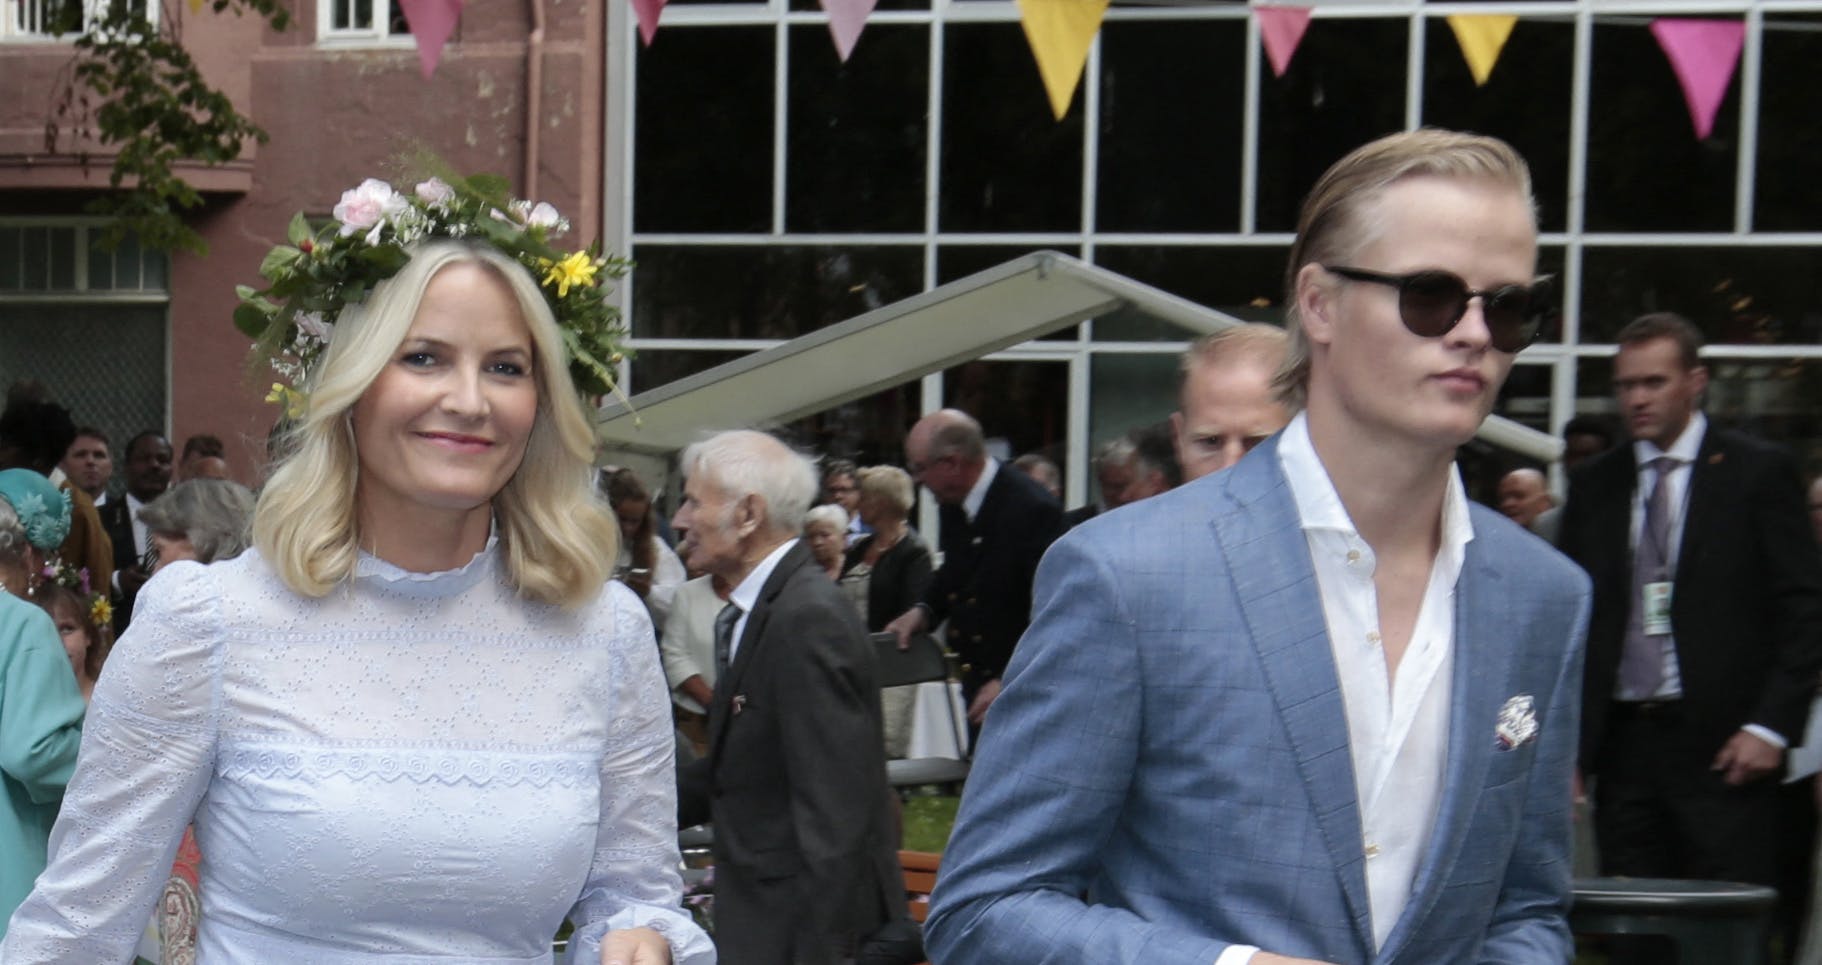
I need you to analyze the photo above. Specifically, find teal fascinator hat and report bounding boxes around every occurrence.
[0,469,72,551]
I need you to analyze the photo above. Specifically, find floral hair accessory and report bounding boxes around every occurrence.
[0,469,72,551]
[41,559,111,626]
[235,169,630,415]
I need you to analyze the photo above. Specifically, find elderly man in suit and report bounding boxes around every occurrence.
[671,430,902,964]
[885,409,1062,730]
[1559,313,1822,940]
[925,129,1589,965]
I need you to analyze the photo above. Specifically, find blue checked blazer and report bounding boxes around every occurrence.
[923,434,1591,964]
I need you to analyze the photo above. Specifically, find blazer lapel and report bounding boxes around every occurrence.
[1212,439,1375,953]
[1673,430,1726,581]
[708,542,809,756]
[1377,530,1514,960]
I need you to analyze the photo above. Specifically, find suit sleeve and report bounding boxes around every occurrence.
[776,597,890,891]
[1743,447,1822,741]
[1479,571,1589,962]
[922,536,1228,965]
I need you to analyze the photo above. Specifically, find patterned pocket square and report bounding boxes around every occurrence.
[1495,694,1538,751]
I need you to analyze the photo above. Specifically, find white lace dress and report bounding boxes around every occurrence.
[1,543,714,965]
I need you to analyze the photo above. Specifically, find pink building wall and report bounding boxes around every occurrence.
[0,2,605,483]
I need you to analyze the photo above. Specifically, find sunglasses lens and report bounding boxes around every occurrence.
[1485,284,1544,352]
[1397,272,1470,338]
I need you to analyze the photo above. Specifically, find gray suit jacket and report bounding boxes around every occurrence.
[676,541,900,963]
[925,435,1591,964]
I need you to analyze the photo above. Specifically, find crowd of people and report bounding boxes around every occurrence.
[1,126,1820,965]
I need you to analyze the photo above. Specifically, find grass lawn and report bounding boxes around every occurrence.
[901,794,959,854]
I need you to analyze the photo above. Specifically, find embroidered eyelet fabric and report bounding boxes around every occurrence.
[2,548,714,965]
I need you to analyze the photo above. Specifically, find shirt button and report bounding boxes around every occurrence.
[1346,549,1361,563]
[1365,843,1382,858]
[1366,631,1381,646]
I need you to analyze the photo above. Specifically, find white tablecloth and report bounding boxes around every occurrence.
[906,680,967,760]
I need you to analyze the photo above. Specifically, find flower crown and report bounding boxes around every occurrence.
[234,171,629,418]
[41,560,112,628]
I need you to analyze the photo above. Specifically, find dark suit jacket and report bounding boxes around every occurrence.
[677,542,900,963]
[97,496,136,574]
[1559,425,1822,770]
[921,465,1063,681]
[842,531,933,632]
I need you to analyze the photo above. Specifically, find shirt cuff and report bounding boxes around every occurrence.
[1743,723,1788,749]
[1213,945,1260,965]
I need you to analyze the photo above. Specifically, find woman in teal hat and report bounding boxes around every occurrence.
[0,467,84,939]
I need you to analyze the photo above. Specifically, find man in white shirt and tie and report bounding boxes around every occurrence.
[1560,312,1822,953]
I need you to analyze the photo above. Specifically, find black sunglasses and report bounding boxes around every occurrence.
[1323,265,1549,354]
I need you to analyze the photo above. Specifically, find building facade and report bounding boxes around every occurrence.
[610,0,1822,506]
[0,0,605,485]
[3,0,1819,506]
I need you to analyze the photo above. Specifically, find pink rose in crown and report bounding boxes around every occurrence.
[333,179,406,239]
[415,178,455,207]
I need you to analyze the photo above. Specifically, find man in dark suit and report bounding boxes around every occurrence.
[672,429,902,964]
[885,409,1063,731]
[97,430,172,634]
[1560,313,1822,915]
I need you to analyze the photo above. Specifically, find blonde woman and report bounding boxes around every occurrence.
[5,220,711,962]
[840,466,932,758]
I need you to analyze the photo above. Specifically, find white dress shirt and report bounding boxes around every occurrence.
[1217,415,1470,964]
[660,574,726,714]
[1621,413,1783,747]
[961,457,1000,523]
[725,538,798,664]
[1621,412,1702,702]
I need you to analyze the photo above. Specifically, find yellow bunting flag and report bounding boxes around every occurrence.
[1017,0,1110,121]
[1447,14,1518,86]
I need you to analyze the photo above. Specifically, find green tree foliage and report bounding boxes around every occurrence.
[46,0,291,254]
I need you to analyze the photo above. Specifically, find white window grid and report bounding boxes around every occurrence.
[2,0,158,42]
[316,0,411,46]
[604,0,1822,500]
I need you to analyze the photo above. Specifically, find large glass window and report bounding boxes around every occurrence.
[0,223,168,451]
[614,2,1822,507]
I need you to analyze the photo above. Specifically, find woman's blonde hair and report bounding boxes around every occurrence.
[856,465,914,517]
[254,240,618,608]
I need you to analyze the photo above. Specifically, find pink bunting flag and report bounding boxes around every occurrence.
[1650,18,1745,140]
[398,0,462,79]
[820,0,878,62]
[633,0,667,47]
[1255,5,1313,78]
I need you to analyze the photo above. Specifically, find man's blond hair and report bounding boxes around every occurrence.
[1274,129,1535,409]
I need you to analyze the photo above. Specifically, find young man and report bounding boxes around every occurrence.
[60,427,113,503]
[926,129,1588,965]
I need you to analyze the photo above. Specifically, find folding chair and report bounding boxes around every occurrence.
[873,633,970,795]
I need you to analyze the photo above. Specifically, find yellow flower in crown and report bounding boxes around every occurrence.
[90,595,113,627]
[265,383,308,420]
[541,250,601,298]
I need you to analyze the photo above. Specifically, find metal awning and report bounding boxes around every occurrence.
[596,251,1559,462]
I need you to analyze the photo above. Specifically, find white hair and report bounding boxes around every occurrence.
[0,498,24,566]
[803,504,849,535]
[679,430,819,536]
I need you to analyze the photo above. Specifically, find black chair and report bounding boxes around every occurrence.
[873,632,969,795]
[1570,877,1778,965]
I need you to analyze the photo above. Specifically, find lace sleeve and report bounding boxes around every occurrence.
[2,562,222,964]
[566,582,715,965]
